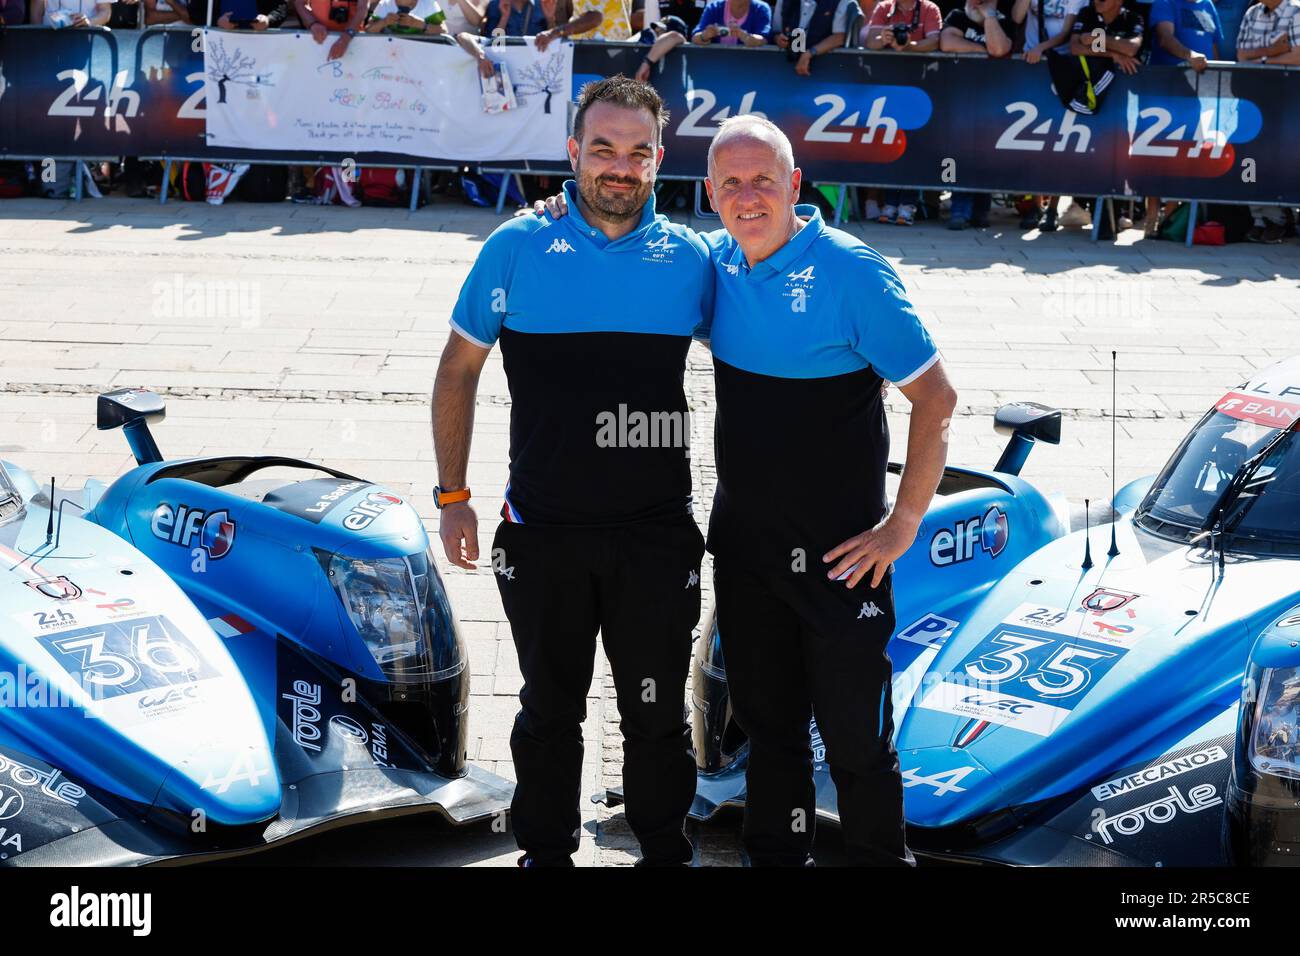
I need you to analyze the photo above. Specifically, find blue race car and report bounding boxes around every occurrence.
[0,389,511,865]
[686,356,1300,866]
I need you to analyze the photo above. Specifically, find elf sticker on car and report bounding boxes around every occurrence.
[919,618,1130,736]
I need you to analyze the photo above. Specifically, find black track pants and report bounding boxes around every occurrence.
[492,515,705,865]
[713,558,915,867]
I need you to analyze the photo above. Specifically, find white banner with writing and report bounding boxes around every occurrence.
[202,31,571,160]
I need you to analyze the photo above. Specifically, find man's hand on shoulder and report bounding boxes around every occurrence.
[519,191,569,219]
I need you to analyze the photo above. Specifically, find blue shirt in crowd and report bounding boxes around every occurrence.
[1148,0,1224,63]
[481,0,549,36]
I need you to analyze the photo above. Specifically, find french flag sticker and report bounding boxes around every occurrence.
[208,613,255,639]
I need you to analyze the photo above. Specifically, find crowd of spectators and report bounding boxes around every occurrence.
[1,0,1296,241]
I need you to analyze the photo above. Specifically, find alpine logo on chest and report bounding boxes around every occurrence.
[784,264,815,312]
[642,233,679,265]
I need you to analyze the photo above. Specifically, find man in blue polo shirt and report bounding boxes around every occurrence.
[431,77,713,867]
[702,114,956,866]
[534,113,956,865]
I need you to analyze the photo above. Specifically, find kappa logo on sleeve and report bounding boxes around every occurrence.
[545,238,576,254]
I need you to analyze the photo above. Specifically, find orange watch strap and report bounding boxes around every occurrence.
[437,487,471,506]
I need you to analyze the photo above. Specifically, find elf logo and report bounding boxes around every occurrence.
[150,503,236,560]
[930,505,1009,566]
[343,491,403,531]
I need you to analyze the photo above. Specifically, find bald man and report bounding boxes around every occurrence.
[700,116,954,866]
[538,111,956,867]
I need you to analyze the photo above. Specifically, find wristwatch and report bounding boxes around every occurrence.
[433,485,471,509]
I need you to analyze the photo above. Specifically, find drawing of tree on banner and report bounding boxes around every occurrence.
[514,53,565,113]
[207,39,274,104]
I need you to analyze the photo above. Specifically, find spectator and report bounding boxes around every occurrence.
[0,0,25,24]
[856,0,880,28]
[774,0,859,73]
[482,0,548,31]
[940,0,1013,52]
[1215,0,1250,55]
[41,0,111,26]
[567,0,633,36]
[536,0,603,43]
[143,0,186,23]
[1150,0,1222,63]
[1015,0,1086,60]
[366,0,448,32]
[1236,0,1300,241]
[1068,0,1144,72]
[940,0,1011,228]
[1011,0,1085,229]
[483,0,590,38]
[863,0,941,48]
[179,0,289,28]
[107,0,143,25]
[441,0,485,31]
[863,0,940,224]
[633,0,705,29]
[692,0,772,43]
[634,15,691,78]
[1139,0,1222,236]
[295,0,367,59]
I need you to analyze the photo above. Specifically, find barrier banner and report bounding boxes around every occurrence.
[202,31,570,160]
[2,26,1298,204]
[627,44,1297,203]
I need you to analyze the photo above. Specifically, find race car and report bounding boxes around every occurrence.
[684,356,1300,866]
[0,389,511,865]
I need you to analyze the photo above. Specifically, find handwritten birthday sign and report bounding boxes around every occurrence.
[203,31,570,161]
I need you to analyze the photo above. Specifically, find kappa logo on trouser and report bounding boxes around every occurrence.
[685,569,699,588]
[858,601,883,619]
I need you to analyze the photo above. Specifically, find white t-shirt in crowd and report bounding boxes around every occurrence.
[438,0,477,32]
[44,0,102,25]
[1025,0,1087,49]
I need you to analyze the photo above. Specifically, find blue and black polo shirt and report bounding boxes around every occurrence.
[702,205,939,570]
[450,180,715,526]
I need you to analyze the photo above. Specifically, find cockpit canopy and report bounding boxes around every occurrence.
[1136,408,1300,555]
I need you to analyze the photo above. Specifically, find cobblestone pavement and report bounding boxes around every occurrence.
[2,194,1297,865]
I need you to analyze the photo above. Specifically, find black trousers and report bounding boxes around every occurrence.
[714,558,914,867]
[492,515,705,865]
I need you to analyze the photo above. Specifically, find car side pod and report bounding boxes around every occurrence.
[993,402,1062,477]
[97,389,166,466]
[1227,604,1300,866]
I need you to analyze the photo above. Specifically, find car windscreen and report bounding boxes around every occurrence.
[0,463,23,525]
[1137,410,1300,548]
